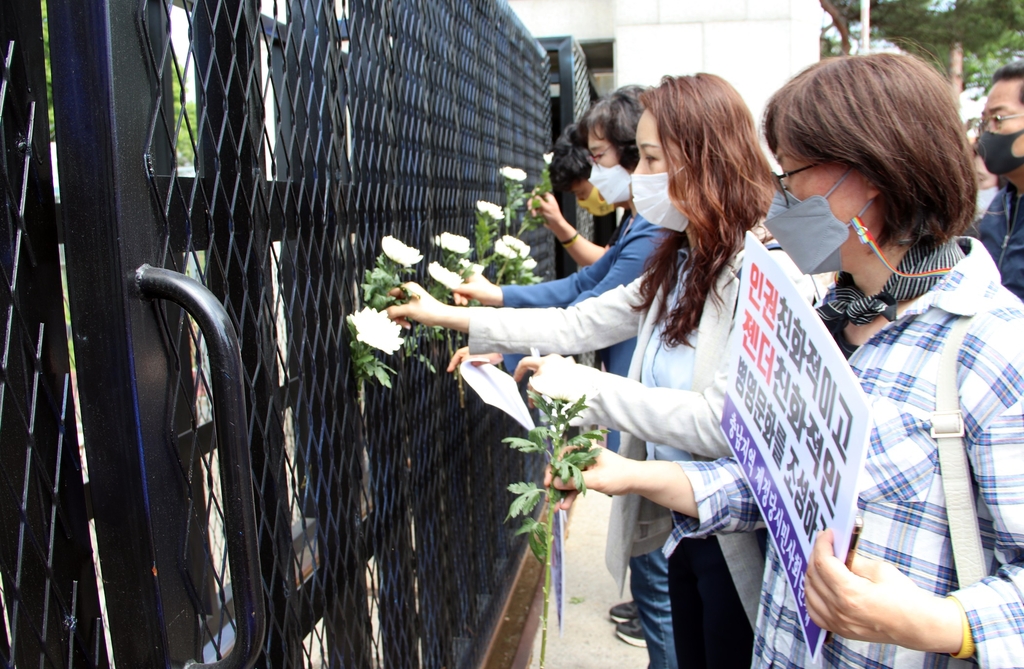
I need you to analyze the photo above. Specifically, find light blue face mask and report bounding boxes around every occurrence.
[764,170,872,275]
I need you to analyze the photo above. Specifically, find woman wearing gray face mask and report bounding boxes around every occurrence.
[552,53,1024,669]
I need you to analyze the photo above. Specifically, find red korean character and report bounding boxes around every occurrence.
[741,310,760,361]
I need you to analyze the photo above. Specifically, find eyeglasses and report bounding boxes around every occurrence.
[772,164,817,197]
[974,113,1024,135]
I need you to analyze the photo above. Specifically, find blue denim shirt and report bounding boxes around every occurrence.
[977,183,1024,302]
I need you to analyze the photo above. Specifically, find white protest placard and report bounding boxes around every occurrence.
[459,360,535,430]
[720,233,871,660]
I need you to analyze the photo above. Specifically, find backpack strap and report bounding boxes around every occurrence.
[933,316,985,588]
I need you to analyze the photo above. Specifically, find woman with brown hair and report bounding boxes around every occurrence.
[387,73,814,668]
[555,53,1024,668]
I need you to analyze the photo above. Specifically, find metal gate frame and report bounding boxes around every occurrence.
[34,0,551,667]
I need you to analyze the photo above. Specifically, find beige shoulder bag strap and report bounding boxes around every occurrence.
[933,315,986,588]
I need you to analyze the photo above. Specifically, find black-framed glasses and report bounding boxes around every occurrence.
[772,163,818,195]
[974,113,1024,135]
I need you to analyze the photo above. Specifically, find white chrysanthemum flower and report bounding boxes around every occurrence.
[493,238,518,259]
[529,359,598,403]
[459,258,485,276]
[435,232,471,255]
[348,307,403,354]
[476,200,505,220]
[543,153,553,165]
[522,257,537,270]
[500,166,527,181]
[380,236,423,267]
[428,262,465,290]
[500,235,530,258]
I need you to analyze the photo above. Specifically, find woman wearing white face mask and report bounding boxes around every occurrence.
[387,74,815,669]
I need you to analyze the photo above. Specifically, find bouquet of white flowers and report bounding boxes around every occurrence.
[493,235,541,286]
[346,306,404,392]
[362,236,422,312]
[520,153,553,235]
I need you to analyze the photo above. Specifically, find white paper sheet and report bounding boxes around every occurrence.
[459,359,535,430]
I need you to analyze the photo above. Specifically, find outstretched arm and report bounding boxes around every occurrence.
[546,448,698,516]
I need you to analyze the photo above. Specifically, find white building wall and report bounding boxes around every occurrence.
[509,0,822,127]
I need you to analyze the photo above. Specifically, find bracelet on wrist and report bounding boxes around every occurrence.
[560,232,580,248]
[947,596,975,660]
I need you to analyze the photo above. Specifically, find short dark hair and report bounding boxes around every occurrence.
[764,53,976,246]
[548,124,591,192]
[992,60,1024,104]
[578,85,646,171]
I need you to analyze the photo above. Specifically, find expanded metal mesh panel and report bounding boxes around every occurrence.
[45,0,551,667]
[570,38,594,253]
[0,2,108,667]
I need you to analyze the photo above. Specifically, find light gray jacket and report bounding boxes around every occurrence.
[469,249,815,628]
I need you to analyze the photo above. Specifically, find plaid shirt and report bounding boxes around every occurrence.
[668,239,1024,668]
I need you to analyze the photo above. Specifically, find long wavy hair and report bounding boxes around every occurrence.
[637,75,775,346]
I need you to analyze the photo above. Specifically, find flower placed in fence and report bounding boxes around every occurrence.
[503,359,606,669]
[500,166,527,182]
[381,235,423,267]
[475,200,504,266]
[476,200,505,220]
[501,166,529,231]
[521,156,553,235]
[459,258,485,277]
[428,261,464,292]
[347,306,403,390]
[435,232,471,255]
[493,235,540,286]
[363,236,422,312]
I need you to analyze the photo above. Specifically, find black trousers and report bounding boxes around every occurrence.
[668,536,754,669]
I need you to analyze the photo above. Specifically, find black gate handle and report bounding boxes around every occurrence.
[136,265,265,669]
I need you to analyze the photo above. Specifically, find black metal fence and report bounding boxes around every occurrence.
[1,0,552,667]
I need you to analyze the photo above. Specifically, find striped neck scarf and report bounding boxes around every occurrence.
[817,239,965,353]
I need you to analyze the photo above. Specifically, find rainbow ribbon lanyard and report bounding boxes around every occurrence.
[850,216,953,278]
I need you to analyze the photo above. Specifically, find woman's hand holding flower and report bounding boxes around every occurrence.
[453,274,503,306]
[385,282,471,333]
[545,448,634,511]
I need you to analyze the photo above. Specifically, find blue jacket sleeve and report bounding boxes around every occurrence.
[501,217,660,309]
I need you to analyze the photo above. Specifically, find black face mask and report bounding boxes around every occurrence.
[977,128,1024,176]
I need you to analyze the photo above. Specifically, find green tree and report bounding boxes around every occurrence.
[171,59,198,169]
[819,0,1024,93]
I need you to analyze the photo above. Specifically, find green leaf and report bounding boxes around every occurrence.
[508,481,541,495]
[506,482,543,520]
[566,463,586,494]
[502,436,545,454]
[514,516,539,536]
[529,425,556,442]
[373,365,392,388]
[527,522,548,562]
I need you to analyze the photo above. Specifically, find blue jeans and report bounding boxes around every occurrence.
[630,549,678,669]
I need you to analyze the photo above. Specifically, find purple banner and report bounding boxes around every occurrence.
[722,393,822,651]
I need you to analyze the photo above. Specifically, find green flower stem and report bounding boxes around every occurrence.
[539,432,565,669]
[540,489,556,669]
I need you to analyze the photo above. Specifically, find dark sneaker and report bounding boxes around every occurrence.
[615,617,647,648]
[609,600,638,623]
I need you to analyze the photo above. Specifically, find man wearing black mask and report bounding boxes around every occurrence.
[977,60,1024,301]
